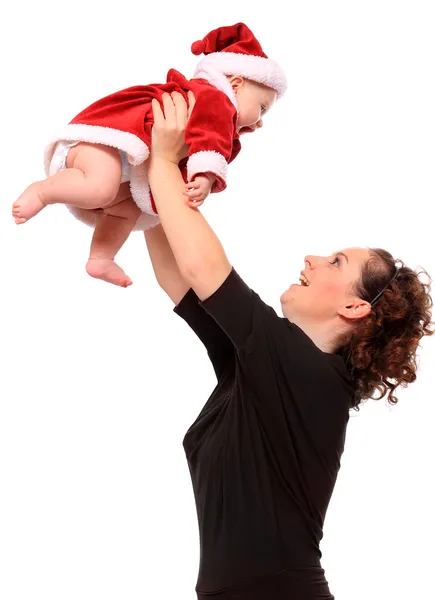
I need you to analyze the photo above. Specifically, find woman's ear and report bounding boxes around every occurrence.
[338,298,372,320]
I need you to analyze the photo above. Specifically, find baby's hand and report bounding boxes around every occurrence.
[184,174,214,209]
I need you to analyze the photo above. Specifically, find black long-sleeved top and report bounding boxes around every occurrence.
[174,269,353,599]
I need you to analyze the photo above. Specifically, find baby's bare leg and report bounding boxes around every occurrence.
[12,143,122,224]
[86,193,141,288]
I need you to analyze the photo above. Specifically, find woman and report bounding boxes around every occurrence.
[144,92,433,599]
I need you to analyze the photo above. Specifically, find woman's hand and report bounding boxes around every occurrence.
[149,91,196,165]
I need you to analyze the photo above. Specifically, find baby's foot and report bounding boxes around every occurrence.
[12,182,45,224]
[86,258,132,288]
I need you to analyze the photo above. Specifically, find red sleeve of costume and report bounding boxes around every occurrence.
[185,88,238,193]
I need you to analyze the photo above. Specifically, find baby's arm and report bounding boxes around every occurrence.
[183,173,215,208]
[184,87,238,203]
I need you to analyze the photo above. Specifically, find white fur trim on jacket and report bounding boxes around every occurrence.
[187,151,228,188]
[129,163,155,214]
[194,53,287,98]
[44,124,149,176]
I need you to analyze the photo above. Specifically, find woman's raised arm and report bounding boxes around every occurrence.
[144,224,190,305]
[147,92,232,301]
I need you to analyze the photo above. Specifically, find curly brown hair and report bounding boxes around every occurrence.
[338,248,434,409]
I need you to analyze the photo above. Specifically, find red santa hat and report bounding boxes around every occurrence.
[191,23,287,98]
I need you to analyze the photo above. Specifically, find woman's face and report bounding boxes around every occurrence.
[280,247,371,323]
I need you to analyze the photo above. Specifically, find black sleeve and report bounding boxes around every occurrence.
[174,288,234,379]
[200,268,275,351]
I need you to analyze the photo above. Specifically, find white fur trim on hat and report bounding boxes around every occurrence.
[187,151,228,184]
[44,124,149,176]
[194,52,287,98]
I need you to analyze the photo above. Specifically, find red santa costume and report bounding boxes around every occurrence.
[44,23,287,231]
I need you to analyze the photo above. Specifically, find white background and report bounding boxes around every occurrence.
[1,1,434,598]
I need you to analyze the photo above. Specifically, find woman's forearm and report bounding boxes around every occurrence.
[144,224,190,305]
[148,158,232,300]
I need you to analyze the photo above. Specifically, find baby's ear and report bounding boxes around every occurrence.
[227,75,244,92]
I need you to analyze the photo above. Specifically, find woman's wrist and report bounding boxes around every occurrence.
[148,156,181,187]
[149,153,180,170]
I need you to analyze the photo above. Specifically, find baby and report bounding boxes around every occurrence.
[12,23,286,287]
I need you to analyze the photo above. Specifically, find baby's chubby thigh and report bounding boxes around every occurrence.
[65,142,125,209]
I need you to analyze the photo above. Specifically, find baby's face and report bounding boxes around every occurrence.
[235,80,277,135]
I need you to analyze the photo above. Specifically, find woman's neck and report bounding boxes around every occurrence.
[289,315,346,354]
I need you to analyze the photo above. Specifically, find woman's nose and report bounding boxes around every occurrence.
[256,119,263,128]
[304,256,316,269]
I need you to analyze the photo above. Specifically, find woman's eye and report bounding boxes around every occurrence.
[330,257,340,267]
